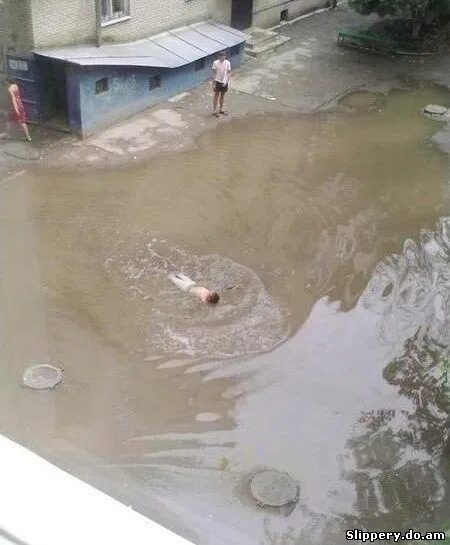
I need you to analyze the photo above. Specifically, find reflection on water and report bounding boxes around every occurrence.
[362,217,450,347]
[345,219,450,538]
[0,86,449,544]
[122,221,450,545]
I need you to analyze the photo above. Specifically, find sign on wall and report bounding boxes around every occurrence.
[8,58,29,71]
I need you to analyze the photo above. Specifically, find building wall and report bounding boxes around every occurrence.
[208,0,232,24]
[2,0,329,67]
[101,0,210,43]
[30,0,96,48]
[29,0,220,49]
[71,46,243,136]
[2,0,328,60]
[0,0,34,76]
[1,0,238,62]
[66,65,82,133]
[253,0,329,27]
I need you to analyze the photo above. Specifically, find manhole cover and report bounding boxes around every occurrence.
[22,364,63,390]
[250,470,298,507]
[424,104,448,116]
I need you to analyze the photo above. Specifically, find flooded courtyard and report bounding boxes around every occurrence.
[0,85,449,544]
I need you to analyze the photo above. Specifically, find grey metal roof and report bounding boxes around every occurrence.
[170,26,226,55]
[34,21,246,69]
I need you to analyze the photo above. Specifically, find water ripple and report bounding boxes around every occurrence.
[105,238,290,368]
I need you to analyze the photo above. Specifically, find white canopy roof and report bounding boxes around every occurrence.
[34,22,246,68]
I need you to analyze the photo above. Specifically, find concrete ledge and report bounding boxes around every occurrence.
[0,434,194,545]
[246,35,291,57]
[244,28,291,57]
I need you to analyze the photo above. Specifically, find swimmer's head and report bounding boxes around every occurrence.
[206,291,220,304]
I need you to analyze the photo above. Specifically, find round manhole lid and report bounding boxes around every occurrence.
[22,364,63,390]
[424,104,448,116]
[250,470,298,507]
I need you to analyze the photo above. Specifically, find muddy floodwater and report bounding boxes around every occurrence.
[0,86,449,544]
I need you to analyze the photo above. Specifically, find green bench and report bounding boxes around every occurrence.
[337,27,402,54]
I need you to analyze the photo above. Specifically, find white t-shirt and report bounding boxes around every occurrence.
[212,59,231,84]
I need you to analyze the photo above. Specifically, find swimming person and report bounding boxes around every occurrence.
[169,273,220,304]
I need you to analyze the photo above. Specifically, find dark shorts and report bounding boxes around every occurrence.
[214,81,228,94]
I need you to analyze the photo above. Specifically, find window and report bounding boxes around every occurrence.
[280,9,289,21]
[149,74,161,91]
[194,58,205,71]
[101,0,130,22]
[95,77,109,94]
[229,45,240,57]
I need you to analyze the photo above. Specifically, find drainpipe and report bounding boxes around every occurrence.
[95,0,102,47]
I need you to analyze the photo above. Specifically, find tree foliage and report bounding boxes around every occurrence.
[348,0,450,37]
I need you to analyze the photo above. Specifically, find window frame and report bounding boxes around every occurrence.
[149,74,161,91]
[95,77,109,95]
[101,0,130,23]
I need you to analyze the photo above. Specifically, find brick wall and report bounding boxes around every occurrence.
[102,0,211,43]
[30,0,96,48]
[208,0,232,25]
[0,0,34,75]
[30,0,220,49]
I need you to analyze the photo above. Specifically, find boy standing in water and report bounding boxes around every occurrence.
[212,52,231,118]
[5,78,32,142]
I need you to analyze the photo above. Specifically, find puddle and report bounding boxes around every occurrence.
[339,90,385,112]
[0,86,449,544]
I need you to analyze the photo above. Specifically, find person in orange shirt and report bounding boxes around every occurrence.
[5,78,32,142]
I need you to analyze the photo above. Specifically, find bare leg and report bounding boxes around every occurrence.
[169,273,196,292]
[21,123,32,142]
[5,121,12,139]
[213,90,220,115]
[219,92,226,113]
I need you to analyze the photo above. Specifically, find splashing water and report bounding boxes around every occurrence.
[105,238,290,369]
